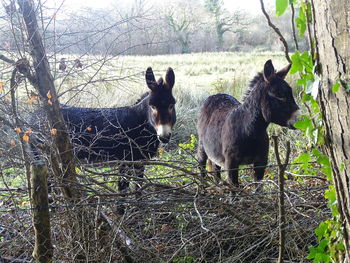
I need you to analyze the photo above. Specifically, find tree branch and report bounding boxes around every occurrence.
[272,136,291,263]
[259,0,291,63]
[0,54,15,64]
[290,1,299,50]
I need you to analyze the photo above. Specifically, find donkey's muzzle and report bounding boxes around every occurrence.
[156,124,172,144]
[287,109,300,130]
[158,134,171,144]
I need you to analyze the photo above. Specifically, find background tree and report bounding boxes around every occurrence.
[204,0,249,51]
[163,0,202,54]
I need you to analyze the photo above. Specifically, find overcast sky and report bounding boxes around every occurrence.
[47,0,274,14]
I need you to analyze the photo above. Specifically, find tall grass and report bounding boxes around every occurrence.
[0,51,300,144]
[53,51,299,143]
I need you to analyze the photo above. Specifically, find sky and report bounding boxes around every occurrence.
[48,0,274,14]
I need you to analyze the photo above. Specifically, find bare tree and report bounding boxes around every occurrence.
[204,0,250,51]
[162,0,203,54]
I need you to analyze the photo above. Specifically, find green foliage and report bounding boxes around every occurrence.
[178,134,197,152]
[331,82,341,93]
[296,6,307,38]
[308,203,345,262]
[275,0,289,17]
[275,1,345,261]
[172,256,195,263]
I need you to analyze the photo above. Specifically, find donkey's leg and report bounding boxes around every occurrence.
[197,143,208,178]
[118,163,130,193]
[253,157,268,192]
[133,164,145,198]
[209,163,221,184]
[214,164,221,181]
[116,163,131,214]
[225,158,239,186]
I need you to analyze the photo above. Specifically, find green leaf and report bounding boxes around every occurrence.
[324,188,337,203]
[294,153,311,163]
[294,115,312,131]
[337,242,345,250]
[307,246,317,259]
[296,9,307,38]
[315,222,328,240]
[332,82,341,93]
[276,0,288,16]
[290,51,303,74]
[318,239,329,252]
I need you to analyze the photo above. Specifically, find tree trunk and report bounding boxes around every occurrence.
[313,0,350,261]
[18,0,79,200]
[31,162,53,263]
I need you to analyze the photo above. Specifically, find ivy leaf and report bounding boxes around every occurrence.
[276,0,289,17]
[290,51,303,74]
[315,222,328,241]
[296,5,307,38]
[331,82,341,93]
[307,246,317,259]
[294,153,311,163]
[337,242,345,250]
[294,115,312,131]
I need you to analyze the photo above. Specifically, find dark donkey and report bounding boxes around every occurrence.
[30,67,176,191]
[197,60,299,187]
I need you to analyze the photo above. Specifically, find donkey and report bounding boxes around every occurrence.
[197,60,299,187]
[30,67,176,192]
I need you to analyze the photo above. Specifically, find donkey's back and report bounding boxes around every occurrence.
[197,93,240,131]
[61,104,158,162]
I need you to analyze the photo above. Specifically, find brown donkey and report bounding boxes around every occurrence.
[197,60,299,187]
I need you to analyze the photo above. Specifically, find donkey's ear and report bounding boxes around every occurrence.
[263,59,276,82]
[276,64,291,79]
[165,67,175,89]
[145,67,157,90]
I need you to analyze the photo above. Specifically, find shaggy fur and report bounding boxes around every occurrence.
[30,67,176,192]
[197,60,299,186]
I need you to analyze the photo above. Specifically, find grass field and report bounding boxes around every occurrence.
[53,51,300,144]
[58,51,295,106]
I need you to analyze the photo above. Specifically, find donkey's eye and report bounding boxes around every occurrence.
[150,105,157,111]
[276,97,287,102]
[169,104,174,110]
[268,91,287,102]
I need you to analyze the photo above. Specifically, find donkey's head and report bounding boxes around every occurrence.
[145,67,176,143]
[261,60,299,129]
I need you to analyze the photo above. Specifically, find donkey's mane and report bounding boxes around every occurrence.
[133,92,149,105]
[242,73,265,103]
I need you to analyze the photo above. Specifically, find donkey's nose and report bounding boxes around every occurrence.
[156,124,172,143]
[158,135,171,144]
[287,109,300,129]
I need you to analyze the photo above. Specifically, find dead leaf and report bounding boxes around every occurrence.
[50,128,57,135]
[14,127,22,133]
[22,134,29,143]
[154,244,165,250]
